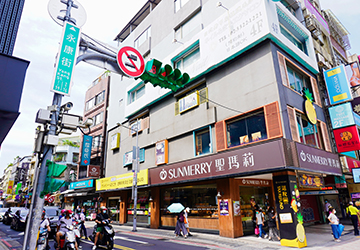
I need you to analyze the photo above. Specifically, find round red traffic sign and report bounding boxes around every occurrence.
[117,46,145,78]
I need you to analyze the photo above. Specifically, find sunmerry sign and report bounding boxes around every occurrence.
[69,179,94,190]
[149,139,287,185]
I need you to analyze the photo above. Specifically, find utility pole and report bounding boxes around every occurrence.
[133,119,139,232]
[23,1,77,249]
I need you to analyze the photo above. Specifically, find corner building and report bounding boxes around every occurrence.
[100,0,342,240]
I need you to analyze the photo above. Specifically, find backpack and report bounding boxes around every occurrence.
[178,213,184,223]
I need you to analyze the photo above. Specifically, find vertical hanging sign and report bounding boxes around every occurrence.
[81,135,93,166]
[51,22,81,96]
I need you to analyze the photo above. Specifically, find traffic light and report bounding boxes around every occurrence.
[40,160,67,198]
[138,59,190,92]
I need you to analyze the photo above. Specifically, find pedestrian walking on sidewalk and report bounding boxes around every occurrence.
[328,207,341,242]
[267,207,280,241]
[184,207,192,236]
[255,207,268,239]
[174,210,188,238]
[346,202,360,235]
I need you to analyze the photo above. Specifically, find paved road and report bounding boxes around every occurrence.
[0,221,211,250]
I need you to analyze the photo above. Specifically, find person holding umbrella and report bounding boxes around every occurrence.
[174,209,188,238]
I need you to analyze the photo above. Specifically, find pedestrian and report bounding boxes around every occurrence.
[184,207,192,236]
[328,207,341,242]
[174,210,188,238]
[346,202,360,236]
[75,208,88,240]
[255,207,268,239]
[267,207,280,241]
[324,199,332,216]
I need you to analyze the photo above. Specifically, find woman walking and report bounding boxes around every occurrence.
[255,207,268,239]
[267,207,280,241]
[328,207,341,242]
[174,210,188,238]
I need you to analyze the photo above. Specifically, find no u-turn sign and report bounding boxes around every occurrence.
[117,46,145,78]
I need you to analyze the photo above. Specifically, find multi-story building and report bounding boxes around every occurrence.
[93,0,354,241]
[69,71,111,210]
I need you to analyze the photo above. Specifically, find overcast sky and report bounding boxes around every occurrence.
[0,0,359,174]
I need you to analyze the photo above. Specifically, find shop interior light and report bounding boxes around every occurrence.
[217,192,222,198]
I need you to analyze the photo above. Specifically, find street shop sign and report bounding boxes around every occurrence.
[69,179,94,190]
[96,169,148,191]
[324,64,353,105]
[150,139,286,185]
[295,143,342,176]
[328,102,355,129]
[333,125,360,153]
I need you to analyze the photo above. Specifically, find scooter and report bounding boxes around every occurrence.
[36,227,49,250]
[73,219,82,248]
[54,224,77,250]
[89,219,114,250]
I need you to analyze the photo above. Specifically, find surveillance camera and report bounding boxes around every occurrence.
[61,102,73,111]
[217,2,222,7]
[83,118,93,127]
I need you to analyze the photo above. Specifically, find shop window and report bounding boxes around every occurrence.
[296,113,323,149]
[174,0,190,12]
[226,111,267,148]
[194,127,212,156]
[127,190,151,225]
[134,26,151,49]
[175,11,201,41]
[160,184,218,227]
[128,84,145,104]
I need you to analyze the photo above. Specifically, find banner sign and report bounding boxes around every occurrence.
[273,174,307,248]
[96,169,148,191]
[80,135,93,166]
[328,102,355,129]
[298,173,324,188]
[324,65,353,105]
[219,199,229,216]
[123,148,145,167]
[345,156,360,173]
[295,143,342,176]
[155,140,168,165]
[333,125,360,153]
[110,133,120,150]
[87,165,100,178]
[150,139,286,185]
[69,179,94,190]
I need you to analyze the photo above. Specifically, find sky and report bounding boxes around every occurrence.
[0,0,359,174]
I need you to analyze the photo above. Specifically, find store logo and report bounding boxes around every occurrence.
[300,151,306,161]
[159,169,167,180]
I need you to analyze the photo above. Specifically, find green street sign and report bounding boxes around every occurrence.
[51,22,81,96]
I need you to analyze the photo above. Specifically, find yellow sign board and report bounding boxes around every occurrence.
[96,169,148,191]
[6,180,14,194]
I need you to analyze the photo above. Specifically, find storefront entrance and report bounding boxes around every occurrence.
[127,190,150,226]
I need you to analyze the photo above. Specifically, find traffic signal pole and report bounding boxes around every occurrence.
[23,1,76,249]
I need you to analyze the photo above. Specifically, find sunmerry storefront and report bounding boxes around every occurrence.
[97,138,342,246]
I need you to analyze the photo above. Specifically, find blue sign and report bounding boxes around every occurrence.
[69,180,94,190]
[324,64,353,105]
[341,151,357,159]
[80,135,93,166]
[329,102,355,129]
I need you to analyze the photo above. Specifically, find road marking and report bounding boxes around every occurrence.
[114,236,149,244]
[80,239,135,250]
[1,239,12,248]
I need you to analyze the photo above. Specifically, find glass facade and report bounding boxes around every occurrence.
[127,190,150,225]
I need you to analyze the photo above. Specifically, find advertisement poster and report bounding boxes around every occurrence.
[233,201,240,216]
[298,174,324,188]
[80,135,93,166]
[324,64,353,105]
[328,102,355,129]
[333,125,360,153]
[219,199,229,216]
[345,62,360,87]
[155,140,168,165]
[110,133,120,150]
[273,175,307,248]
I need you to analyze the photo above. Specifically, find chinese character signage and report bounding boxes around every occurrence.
[273,174,307,248]
[328,102,355,129]
[80,135,93,166]
[298,173,324,188]
[51,22,81,96]
[333,125,360,153]
[179,91,199,113]
[150,139,286,185]
[219,199,229,216]
[155,140,168,165]
[324,64,353,105]
[96,169,148,191]
[69,179,94,190]
[111,133,120,150]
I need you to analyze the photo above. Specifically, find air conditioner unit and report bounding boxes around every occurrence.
[316,53,326,67]
[306,17,316,32]
[303,9,311,18]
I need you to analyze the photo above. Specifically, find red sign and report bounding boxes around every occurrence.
[48,195,55,203]
[44,194,50,201]
[88,165,100,178]
[117,46,145,77]
[333,126,360,153]
[346,156,360,173]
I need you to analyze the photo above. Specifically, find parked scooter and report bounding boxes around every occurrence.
[36,227,49,250]
[89,219,114,250]
[73,219,82,248]
[54,224,77,250]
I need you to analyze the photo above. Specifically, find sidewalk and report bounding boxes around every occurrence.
[84,221,360,250]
